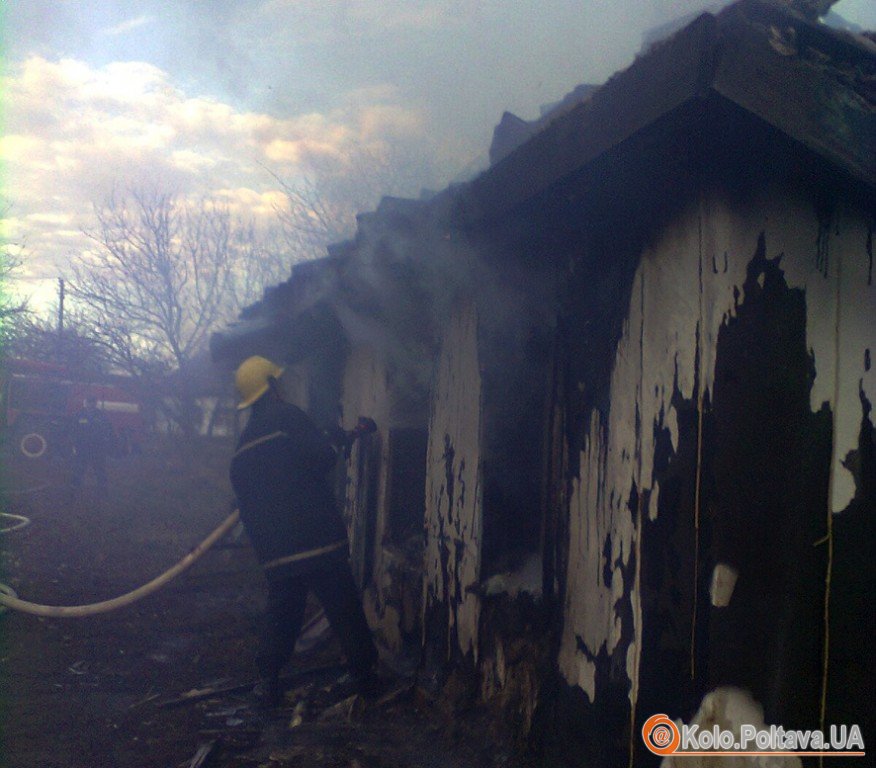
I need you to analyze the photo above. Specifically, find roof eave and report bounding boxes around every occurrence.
[459,11,720,222]
[459,0,875,224]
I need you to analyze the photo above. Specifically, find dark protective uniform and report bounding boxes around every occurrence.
[71,405,113,488]
[229,397,377,684]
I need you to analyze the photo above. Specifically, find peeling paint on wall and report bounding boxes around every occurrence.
[341,344,389,547]
[706,192,874,515]
[338,345,406,644]
[340,346,390,436]
[558,181,874,725]
[424,300,483,661]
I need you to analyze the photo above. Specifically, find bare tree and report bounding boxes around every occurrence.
[0,261,27,347]
[5,308,108,376]
[272,144,437,261]
[0,207,29,350]
[70,188,285,435]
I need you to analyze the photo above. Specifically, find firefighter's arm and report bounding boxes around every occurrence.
[322,417,377,458]
[281,407,342,471]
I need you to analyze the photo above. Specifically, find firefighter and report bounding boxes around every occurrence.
[71,395,113,489]
[229,355,379,708]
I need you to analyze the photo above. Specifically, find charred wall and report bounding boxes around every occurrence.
[479,345,551,577]
[539,119,873,766]
[340,344,430,656]
[423,300,483,673]
[341,346,389,591]
[475,255,556,578]
[705,234,830,729]
[329,99,874,768]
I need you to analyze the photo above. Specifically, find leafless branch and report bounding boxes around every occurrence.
[69,187,287,435]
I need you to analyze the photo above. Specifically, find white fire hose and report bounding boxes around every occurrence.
[0,512,32,534]
[0,509,240,618]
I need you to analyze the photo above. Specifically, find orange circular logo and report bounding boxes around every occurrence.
[642,714,681,756]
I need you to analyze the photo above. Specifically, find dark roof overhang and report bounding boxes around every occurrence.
[458,0,875,224]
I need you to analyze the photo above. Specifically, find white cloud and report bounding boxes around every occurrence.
[25,212,74,226]
[98,15,155,37]
[264,132,351,164]
[170,149,218,174]
[358,104,424,140]
[0,135,41,162]
[1,55,433,306]
[212,187,290,218]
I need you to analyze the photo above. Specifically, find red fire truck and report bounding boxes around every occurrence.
[0,359,146,459]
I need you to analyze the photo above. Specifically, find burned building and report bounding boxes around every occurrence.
[212,0,874,764]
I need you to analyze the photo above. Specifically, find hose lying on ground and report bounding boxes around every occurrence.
[0,583,19,603]
[0,509,240,618]
[0,474,50,532]
[0,513,32,534]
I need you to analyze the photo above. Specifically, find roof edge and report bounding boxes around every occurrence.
[459,0,875,223]
[459,11,720,222]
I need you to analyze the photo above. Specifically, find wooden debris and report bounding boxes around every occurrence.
[186,740,216,768]
[127,690,160,710]
[157,663,343,708]
[282,681,313,706]
[287,700,307,729]
[159,682,253,708]
[319,693,364,722]
[374,681,415,709]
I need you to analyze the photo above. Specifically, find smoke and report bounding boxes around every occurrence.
[11,0,875,331]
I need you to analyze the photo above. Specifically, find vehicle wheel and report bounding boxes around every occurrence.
[19,430,48,459]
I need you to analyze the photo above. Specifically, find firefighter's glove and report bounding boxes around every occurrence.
[353,416,377,435]
[342,417,377,458]
[325,425,348,451]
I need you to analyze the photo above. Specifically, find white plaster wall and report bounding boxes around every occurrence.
[340,346,389,434]
[340,344,430,653]
[705,192,874,513]
[558,182,874,713]
[340,345,390,576]
[424,300,484,659]
[558,209,703,704]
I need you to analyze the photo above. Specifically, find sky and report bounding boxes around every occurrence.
[2,0,874,310]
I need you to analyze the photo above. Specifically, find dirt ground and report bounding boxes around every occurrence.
[0,437,529,768]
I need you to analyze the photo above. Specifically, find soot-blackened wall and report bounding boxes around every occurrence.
[551,178,873,766]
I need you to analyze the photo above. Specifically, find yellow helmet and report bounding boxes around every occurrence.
[234,355,284,410]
